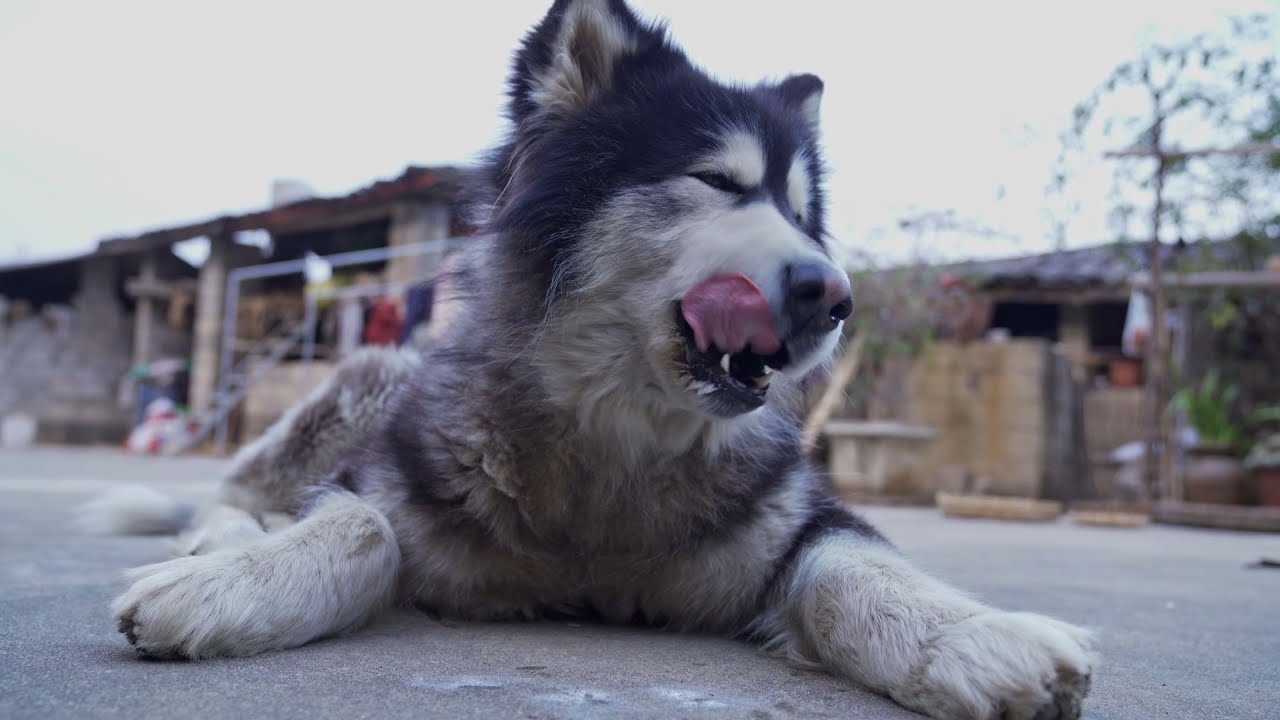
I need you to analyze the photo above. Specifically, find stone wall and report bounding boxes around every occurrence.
[0,256,135,443]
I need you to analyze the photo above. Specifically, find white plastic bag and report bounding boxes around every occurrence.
[1122,290,1151,357]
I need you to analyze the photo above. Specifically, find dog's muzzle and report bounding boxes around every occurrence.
[676,265,852,416]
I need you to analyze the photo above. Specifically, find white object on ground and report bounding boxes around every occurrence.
[1,413,37,448]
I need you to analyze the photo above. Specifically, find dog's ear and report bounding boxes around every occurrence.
[776,73,824,133]
[510,0,655,121]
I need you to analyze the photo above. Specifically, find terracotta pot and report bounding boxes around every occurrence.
[1183,448,1244,505]
[1108,358,1142,388]
[1254,467,1280,507]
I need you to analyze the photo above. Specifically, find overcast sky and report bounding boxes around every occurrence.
[1,0,1276,266]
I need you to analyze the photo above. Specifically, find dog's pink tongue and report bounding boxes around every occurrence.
[681,274,781,355]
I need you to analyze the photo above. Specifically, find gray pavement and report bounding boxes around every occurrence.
[1,446,1277,719]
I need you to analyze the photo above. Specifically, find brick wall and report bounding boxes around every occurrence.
[904,339,1050,497]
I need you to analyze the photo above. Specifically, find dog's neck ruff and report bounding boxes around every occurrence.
[531,347,768,466]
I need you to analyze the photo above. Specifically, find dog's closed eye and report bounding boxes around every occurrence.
[689,171,746,195]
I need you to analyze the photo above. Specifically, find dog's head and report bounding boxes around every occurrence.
[488,0,851,423]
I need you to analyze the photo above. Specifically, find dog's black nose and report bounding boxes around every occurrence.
[784,262,853,332]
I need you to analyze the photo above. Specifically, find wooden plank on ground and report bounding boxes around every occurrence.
[1154,501,1280,533]
[802,334,865,452]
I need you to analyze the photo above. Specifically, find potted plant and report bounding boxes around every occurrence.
[1244,407,1280,507]
[1245,434,1280,506]
[1172,372,1245,505]
[1108,356,1143,388]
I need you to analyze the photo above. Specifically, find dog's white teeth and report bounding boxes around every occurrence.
[762,365,776,375]
[720,354,731,373]
[753,373,773,389]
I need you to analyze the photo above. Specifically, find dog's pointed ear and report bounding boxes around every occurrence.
[510,0,654,120]
[776,73,824,133]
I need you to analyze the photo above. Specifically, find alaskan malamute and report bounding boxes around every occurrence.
[96,2,1096,717]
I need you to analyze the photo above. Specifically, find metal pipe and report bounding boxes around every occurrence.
[208,236,467,455]
[225,237,466,284]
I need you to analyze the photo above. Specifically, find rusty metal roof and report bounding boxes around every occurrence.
[96,165,481,256]
[956,235,1280,291]
[0,249,95,275]
[955,242,1153,290]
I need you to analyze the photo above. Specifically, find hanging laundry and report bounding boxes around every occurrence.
[364,297,403,346]
[399,281,436,345]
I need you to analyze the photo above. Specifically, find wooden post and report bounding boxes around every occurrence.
[802,333,866,452]
[1144,115,1173,502]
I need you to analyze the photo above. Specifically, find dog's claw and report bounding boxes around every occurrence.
[1030,668,1091,720]
[117,614,138,646]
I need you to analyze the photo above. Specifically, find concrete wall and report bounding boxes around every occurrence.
[0,256,134,443]
[188,234,231,414]
[387,201,450,288]
[240,360,334,441]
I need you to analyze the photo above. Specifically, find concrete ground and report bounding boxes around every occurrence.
[1,447,1277,720]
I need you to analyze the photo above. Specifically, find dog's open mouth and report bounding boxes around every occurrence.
[678,311,790,402]
[675,274,791,413]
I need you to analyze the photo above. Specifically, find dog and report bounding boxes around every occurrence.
[89,2,1096,717]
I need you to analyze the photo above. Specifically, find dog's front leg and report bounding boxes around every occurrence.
[781,532,1096,720]
[112,492,400,659]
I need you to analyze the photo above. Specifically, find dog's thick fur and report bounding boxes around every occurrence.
[98,2,1096,717]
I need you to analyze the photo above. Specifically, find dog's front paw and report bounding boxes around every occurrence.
[899,611,1097,720]
[111,551,259,659]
